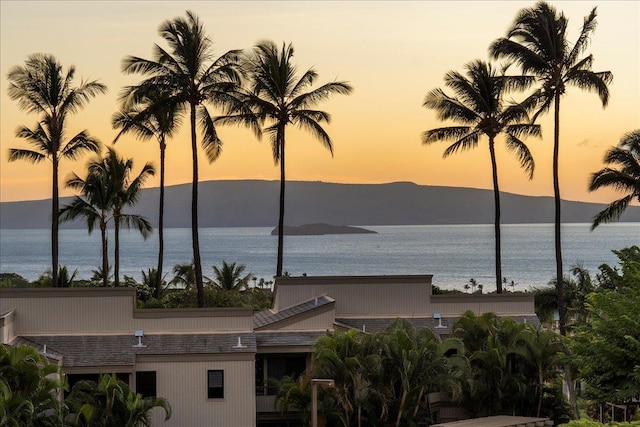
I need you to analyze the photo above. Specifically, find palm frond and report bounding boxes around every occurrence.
[198,106,222,162]
[60,131,102,160]
[7,148,47,164]
[422,127,472,145]
[293,113,333,156]
[564,69,612,107]
[591,195,634,230]
[504,132,536,179]
[442,131,481,158]
[566,7,598,67]
[118,214,153,239]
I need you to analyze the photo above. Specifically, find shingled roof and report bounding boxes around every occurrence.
[336,315,540,335]
[255,331,328,348]
[254,295,334,330]
[17,333,256,367]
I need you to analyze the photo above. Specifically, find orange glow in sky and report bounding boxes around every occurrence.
[1,1,638,205]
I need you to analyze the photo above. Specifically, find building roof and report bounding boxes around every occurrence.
[336,315,540,335]
[255,331,328,348]
[432,415,551,427]
[16,333,256,367]
[254,295,334,329]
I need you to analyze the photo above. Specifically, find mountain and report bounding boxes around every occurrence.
[1,180,638,229]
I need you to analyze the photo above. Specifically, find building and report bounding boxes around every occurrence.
[0,275,538,426]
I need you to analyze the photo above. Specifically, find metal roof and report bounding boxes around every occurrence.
[254,295,334,329]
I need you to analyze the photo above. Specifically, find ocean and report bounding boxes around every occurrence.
[0,223,638,291]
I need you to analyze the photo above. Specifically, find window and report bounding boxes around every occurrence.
[207,370,224,399]
[136,371,156,398]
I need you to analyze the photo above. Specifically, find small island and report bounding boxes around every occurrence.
[271,223,377,236]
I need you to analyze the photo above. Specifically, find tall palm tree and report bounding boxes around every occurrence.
[423,60,540,293]
[589,129,640,229]
[113,94,182,295]
[93,148,155,287]
[242,40,352,277]
[490,1,612,333]
[207,261,252,291]
[60,149,154,287]
[6,53,106,287]
[120,10,257,307]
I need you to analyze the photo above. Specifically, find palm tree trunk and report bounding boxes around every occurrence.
[276,128,286,277]
[489,138,503,293]
[190,103,204,307]
[553,95,579,419]
[101,220,108,287]
[114,213,120,287]
[156,139,166,298]
[553,95,565,335]
[52,154,59,287]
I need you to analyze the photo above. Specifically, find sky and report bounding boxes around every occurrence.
[1,1,638,205]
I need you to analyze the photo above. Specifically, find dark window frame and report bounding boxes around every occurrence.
[207,369,224,399]
[135,371,157,398]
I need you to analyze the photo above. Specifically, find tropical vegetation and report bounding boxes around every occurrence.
[59,148,154,287]
[0,344,171,427]
[240,40,352,277]
[120,10,258,307]
[6,53,106,288]
[423,59,539,293]
[490,0,613,336]
[589,130,640,229]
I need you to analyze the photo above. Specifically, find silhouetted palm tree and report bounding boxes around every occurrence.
[60,149,153,287]
[171,262,195,290]
[242,40,352,276]
[589,130,640,229]
[207,261,252,291]
[423,60,540,293]
[121,11,257,307]
[113,93,182,295]
[6,53,106,287]
[490,1,612,334]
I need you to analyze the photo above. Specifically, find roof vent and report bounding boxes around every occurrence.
[233,336,247,349]
[133,330,147,348]
[433,313,446,329]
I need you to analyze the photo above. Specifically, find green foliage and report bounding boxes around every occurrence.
[560,421,640,427]
[65,373,170,427]
[0,343,64,427]
[206,261,253,291]
[451,311,568,421]
[571,246,640,404]
[0,273,30,288]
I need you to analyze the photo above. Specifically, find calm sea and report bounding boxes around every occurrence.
[0,223,638,291]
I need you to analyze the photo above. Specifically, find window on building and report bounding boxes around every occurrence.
[136,371,157,398]
[264,355,307,395]
[207,370,224,399]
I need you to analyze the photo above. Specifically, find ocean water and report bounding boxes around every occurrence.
[0,223,637,291]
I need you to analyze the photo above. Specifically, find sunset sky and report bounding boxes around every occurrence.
[1,1,638,205]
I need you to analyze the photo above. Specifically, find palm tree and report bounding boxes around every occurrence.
[120,10,257,307]
[60,149,154,287]
[242,40,353,277]
[97,148,155,287]
[66,373,171,427]
[589,130,640,229]
[113,93,182,295]
[170,262,195,290]
[6,53,106,287]
[423,60,540,293]
[207,261,252,291]
[490,1,612,334]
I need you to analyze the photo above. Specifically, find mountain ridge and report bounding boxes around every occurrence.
[1,179,638,229]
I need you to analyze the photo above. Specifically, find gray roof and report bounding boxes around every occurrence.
[254,295,334,329]
[336,315,540,335]
[255,331,328,348]
[432,415,550,427]
[18,333,256,367]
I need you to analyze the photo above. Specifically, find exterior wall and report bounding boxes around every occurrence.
[0,288,253,336]
[135,356,256,427]
[0,310,15,344]
[273,275,433,317]
[431,294,535,316]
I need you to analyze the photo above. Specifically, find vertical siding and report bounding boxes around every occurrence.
[276,281,432,317]
[275,309,335,331]
[0,293,253,335]
[136,359,256,427]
